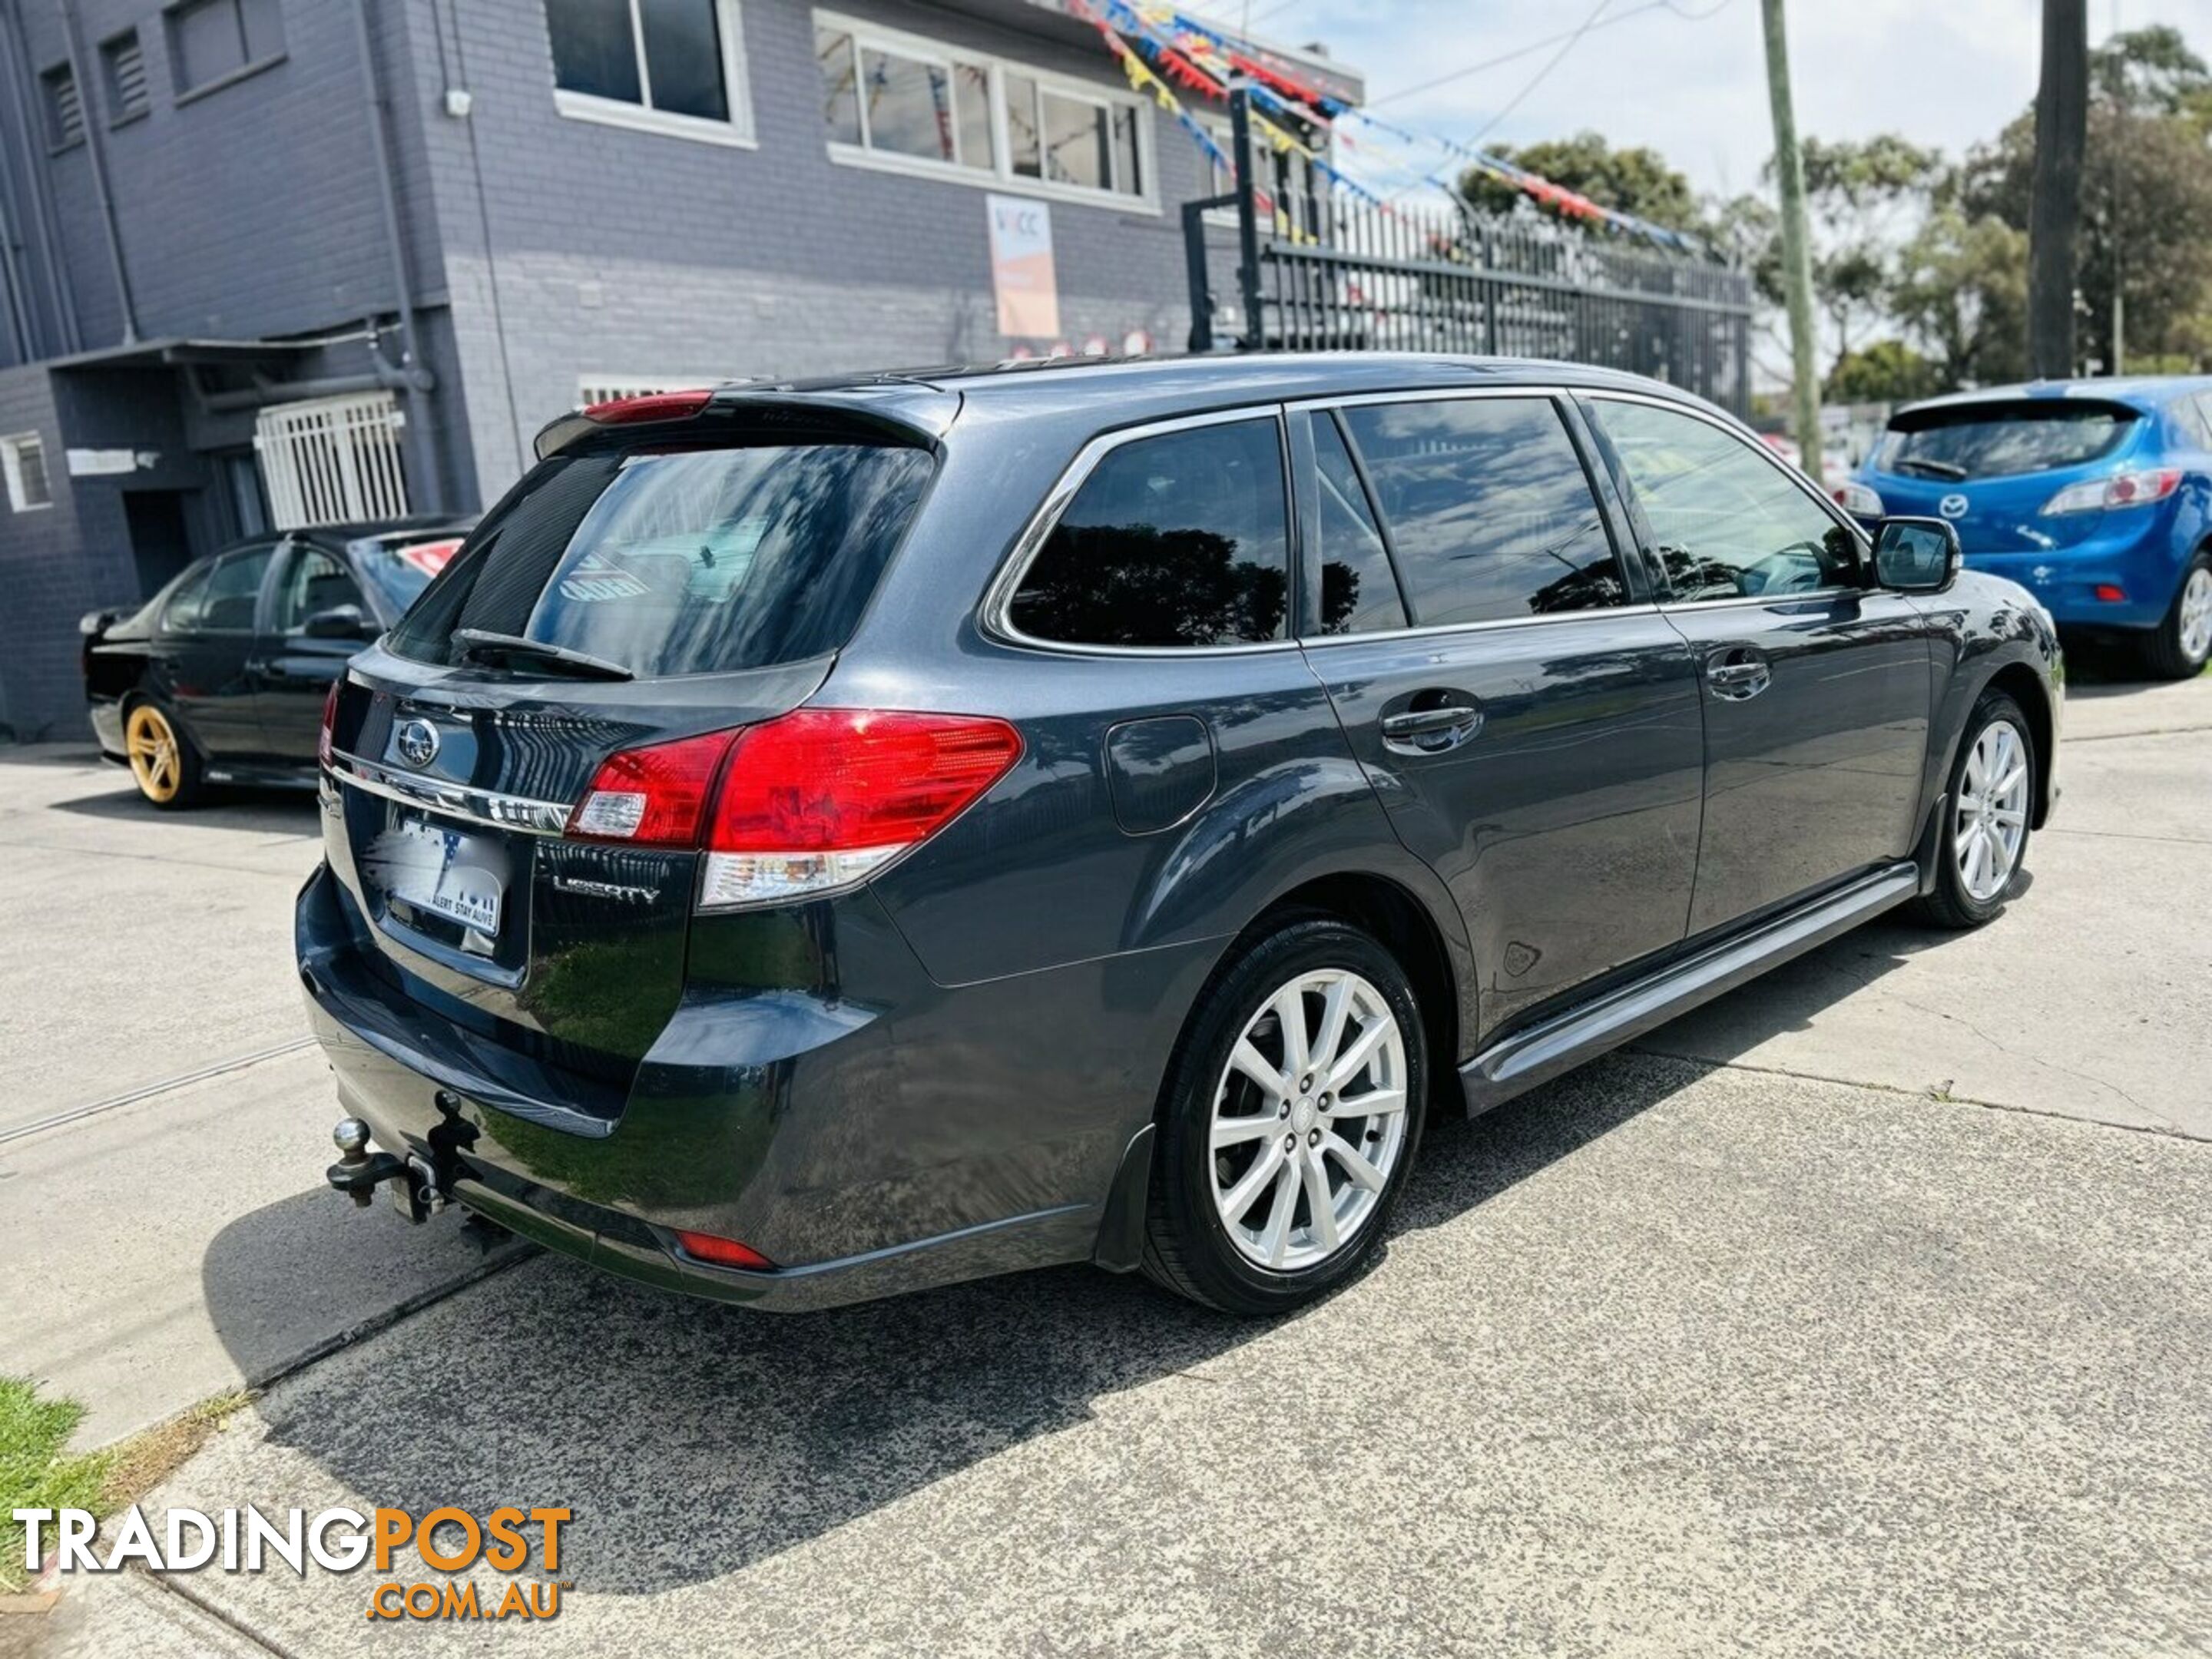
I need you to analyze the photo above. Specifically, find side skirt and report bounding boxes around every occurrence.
[1459,861,1919,1115]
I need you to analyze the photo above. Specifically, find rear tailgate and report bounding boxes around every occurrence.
[325,657,833,1093]
[315,400,944,1108]
[1870,396,2146,553]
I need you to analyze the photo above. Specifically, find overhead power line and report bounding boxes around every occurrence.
[1369,0,1735,111]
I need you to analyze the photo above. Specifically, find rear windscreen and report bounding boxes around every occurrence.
[389,441,933,677]
[1883,402,2136,479]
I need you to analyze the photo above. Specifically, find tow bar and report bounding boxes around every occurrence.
[326,1117,447,1224]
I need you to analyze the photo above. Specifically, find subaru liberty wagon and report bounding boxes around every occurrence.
[301,355,2061,1316]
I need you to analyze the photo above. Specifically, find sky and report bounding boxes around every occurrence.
[1193,0,2212,201]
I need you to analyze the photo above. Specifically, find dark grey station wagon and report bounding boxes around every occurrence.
[301,354,2061,1316]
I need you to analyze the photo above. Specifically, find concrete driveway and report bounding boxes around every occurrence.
[11,671,2211,1657]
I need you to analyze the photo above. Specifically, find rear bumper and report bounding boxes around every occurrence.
[296,862,1198,1310]
[1961,526,2186,631]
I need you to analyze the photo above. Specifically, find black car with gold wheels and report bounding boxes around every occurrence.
[82,519,472,809]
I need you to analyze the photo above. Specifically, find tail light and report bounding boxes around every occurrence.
[566,709,1023,907]
[2041,468,2183,515]
[317,680,340,768]
[671,1230,776,1271]
[581,389,712,425]
[1833,480,1884,517]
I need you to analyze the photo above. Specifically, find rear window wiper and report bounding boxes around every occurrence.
[451,628,634,681]
[1890,457,1969,481]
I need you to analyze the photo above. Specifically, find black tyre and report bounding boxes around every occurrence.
[123,700,207,810]
[1143,917,1427,1315]
[1915,690,2035,930]
[2137,552,2212,680]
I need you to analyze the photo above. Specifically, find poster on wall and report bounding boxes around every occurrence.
[987,194,1059,340]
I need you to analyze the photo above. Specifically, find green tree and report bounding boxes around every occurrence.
[1456,131,1705,234]
[1795,135,1947,361]
[1889,200,2029,389]
[1824,339,1941,403]
[1960,26,2212,373]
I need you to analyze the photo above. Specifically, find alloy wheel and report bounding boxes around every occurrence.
[1954,717,2028,902]
[126,705,184,805]
[1208,969,1409,1273]
[2180,565,2212,665]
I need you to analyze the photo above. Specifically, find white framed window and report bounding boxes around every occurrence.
[253,392,409,530]
[1,433,52,512]
[547,0,753,148]
[813,10,1155,212]
[576,373,717,407]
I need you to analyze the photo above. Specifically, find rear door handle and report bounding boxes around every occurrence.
[1705,650,1771,700]
[1381,699,1484,753]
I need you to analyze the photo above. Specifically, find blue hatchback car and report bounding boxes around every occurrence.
[1846,379,2212,677]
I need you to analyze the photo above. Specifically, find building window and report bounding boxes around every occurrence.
[547,0,753,147]
[165,0,285,98]
[1,434,54,512]
[813,11,1152,208]
[100,30,151,124]
[253,393,410,530]
[39,65,83,149]
[816,28,992,171]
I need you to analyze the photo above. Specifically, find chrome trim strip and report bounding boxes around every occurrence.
[326,750,573,836]
[1296,602,1663,648]
[1654,589,1861,614]
[1459,862,1919,1114]
[1280,383,1575,414]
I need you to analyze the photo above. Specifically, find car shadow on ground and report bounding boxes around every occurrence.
[194,912,1949,1598]
[48,785,321,835]
[1628,880,2027,1072]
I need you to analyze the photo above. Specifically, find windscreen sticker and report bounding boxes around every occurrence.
[556,552,650,603]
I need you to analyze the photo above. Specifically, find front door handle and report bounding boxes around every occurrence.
[1705,650,1771,700]
[1381,699,1484,754]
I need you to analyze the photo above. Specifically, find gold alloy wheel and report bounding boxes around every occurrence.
[125,704,185,804]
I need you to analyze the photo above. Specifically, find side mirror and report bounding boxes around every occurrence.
[303,604,376,641]
[1870,516,1960,594]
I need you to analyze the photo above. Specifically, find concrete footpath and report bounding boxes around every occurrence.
[0,752,525,1448]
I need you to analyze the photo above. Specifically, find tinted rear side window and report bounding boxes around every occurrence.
[1339,398,1622,626]
[1884,402,2136,478]
[390,442,933,677]
[1009,418,1290,648]
[1307,412,1407,635]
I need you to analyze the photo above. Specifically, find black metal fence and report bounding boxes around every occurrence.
[1187,90,1757,415]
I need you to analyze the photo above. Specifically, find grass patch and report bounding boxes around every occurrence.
[0,1380,110,1594]
[0,1380,250,1594]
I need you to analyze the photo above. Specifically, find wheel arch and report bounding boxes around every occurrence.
[1982,661,2055,830]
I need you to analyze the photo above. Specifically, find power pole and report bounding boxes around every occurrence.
[1760,0,1822,481]
[2028,0,2088,377]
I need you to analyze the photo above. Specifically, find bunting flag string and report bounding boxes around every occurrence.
[1098,0,1396,216]
[1141,12,1700,252]
[1068,0,1301,237]
[1075,0,1702,253]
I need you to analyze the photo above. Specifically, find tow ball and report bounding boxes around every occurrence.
[326,1118,447,1224]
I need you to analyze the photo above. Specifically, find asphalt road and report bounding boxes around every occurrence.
[9,670,2210,1657]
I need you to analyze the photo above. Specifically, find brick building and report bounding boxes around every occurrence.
[0,0,1359,740]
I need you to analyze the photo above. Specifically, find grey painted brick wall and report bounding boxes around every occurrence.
[4,0,442,346]
[426,0,1221,490]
